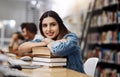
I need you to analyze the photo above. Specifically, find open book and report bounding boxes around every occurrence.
[8,57,41,69]
[8,57,30,66]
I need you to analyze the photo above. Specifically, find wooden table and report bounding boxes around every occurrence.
[22,67,90,77]
[3,53,89,77]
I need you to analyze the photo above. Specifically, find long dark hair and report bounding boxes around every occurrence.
[39,10,69,40]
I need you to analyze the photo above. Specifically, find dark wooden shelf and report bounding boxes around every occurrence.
[92,8,102,16]
[97,61,120,73]
[103,3,119,11]
[89,23,118,33]
[88,43,120,50]
[89,3,119,19]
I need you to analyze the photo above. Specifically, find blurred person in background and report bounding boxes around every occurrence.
[20,23,38,42]
[8,23,39,57]
[9,31,25,53]
[18,22,41,57]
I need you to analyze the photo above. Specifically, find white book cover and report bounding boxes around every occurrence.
[32,61,66,67]
[33,57,67,62]
[8,57,30,65]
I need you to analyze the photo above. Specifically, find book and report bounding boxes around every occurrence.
[8,57,30,66]
[32,47,67,67]
[33,57,67,63]
[8,57,42,69]
[32,47,52,57]
[32,46,62,58]
[32,61,66,67]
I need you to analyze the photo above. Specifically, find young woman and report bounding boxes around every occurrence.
[18,10,84,73]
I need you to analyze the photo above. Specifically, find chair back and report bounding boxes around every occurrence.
[84,57,99,77]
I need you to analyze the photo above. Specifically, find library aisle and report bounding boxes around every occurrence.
[81,0,120,77]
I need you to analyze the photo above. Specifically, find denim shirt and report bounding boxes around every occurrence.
[33,33,84,73]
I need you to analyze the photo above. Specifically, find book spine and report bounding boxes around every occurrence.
[32,61,66,67]
[33,57,67,62]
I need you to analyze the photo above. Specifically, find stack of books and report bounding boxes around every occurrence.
[32,47,67,67]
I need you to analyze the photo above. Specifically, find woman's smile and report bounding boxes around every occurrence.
[42,17,59,39]
[46,32,54,36]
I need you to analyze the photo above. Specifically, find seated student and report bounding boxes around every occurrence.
[18,22,42,57]
[9,31,25,53]
[18,10,85,73]
[9,23,38,56]
[20,22,38,41]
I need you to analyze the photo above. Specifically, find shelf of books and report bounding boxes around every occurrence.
[84,0,120,76]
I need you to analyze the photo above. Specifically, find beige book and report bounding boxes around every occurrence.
[32,61,66,67]
[32,47,63,58]
[32,47,53,57]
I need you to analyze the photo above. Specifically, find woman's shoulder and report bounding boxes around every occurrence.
[63,32,78,38]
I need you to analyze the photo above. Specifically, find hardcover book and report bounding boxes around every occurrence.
[33,57,67,63]
[32,47,53,57]
[32,46,62,58]
[32,61,66,67]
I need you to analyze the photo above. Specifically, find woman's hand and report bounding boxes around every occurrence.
[57,39,68,42]
[42,38,54,45]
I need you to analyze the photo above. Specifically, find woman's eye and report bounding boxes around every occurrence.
[51,23,56,26]
[42,24,47,27]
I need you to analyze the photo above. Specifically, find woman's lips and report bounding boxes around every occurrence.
[47,33,54,36]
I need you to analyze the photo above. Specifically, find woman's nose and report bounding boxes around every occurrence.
[47,26,51,31]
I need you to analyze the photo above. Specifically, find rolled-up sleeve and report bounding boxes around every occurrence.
[31,39,42,42]
[50,33,80,56]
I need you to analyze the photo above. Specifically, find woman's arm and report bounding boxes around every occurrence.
[47,33,80,56]
[18,41,47,53]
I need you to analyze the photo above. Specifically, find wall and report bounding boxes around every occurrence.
[0,0,26,28]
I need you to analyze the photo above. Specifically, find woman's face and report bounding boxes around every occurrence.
[42,17,59,39]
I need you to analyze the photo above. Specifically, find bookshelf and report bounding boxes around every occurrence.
[82,0,120,76]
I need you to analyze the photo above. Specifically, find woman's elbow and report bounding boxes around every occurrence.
[18,43,31,53]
